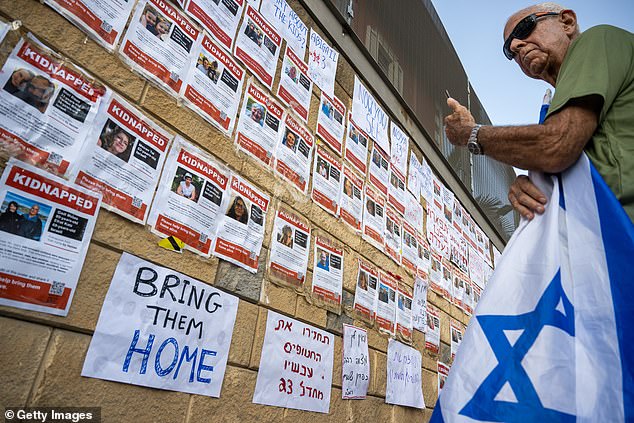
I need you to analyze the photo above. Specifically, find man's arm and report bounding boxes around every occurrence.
[444,95,602,172]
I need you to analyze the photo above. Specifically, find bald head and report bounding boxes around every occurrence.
[505,3,580,38]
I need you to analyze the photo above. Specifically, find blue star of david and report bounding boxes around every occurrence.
[460,270,575,422]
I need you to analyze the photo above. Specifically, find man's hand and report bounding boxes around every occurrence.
[444,98,476,146]
[508,175,547,220]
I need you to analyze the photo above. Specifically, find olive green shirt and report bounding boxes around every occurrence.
[547,25,634,222]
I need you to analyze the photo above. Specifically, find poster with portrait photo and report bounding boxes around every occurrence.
[72,95,173,224]
[316,92,345,155]
[277,46,312,123]
[339,165,363,232]
[387,167,406,216]
[376,271,397,335]
[44,0,135,51]
[468,244,485,290]
[184,0,244,52]
[120,0,200,97]
[429,251,444,297]
[362,184,385,252]
[0,159,101,316]
[0,38,107,177]
[417,234,431,275]
[425,304,441,353]
[234,80,283,167]
[311,234,344,313]
[368,143,389,197]
[440,257,453,299]
[213,174,270,273]
[261,0,308,57]
[451,265,466,311]
[442,184,454,226]
[384,205,402,266]
[268,206,311,289]
[401,220,418,274]
[438,361,450,393]
[233,5,281,90]
[344,114,369,175]
[148,137,230,257]
[182,34,245,135]
[311,144,342,217]
[450,319,464,361]
[352,259,379,323]
[452,199,463,233]
[274,113,314,195]
[396,283,413,342]
[463,277,474,316]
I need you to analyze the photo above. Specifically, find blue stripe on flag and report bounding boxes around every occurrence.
[590,165,634,420]
[430,398,445,422]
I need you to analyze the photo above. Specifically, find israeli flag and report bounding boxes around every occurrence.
[431,154,634,422]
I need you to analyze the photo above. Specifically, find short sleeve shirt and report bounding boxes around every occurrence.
[547,25,634,222]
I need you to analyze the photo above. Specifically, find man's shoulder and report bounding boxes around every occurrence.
[580,25,634,42]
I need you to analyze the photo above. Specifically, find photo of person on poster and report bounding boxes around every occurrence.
[176,173,197,201]
[3,68,34,95]
[0,200,21,234]
[282,129,298,152]
[97,120,135,162]
[343,178,354,198]
[277,224,294,248]
[357,270,368,291]
[0,193,51,242]
[8,73,55,113]
[316,249,330,271]
[246,98,265,126]
[227,196,249,224]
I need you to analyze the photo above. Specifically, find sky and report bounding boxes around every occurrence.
[429,0,634,127]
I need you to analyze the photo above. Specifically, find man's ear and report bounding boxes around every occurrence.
[560,9,578,38]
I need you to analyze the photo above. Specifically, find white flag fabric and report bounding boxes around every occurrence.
[431,154,634,422]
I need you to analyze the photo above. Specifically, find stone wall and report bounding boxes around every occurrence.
[0,0,476,421]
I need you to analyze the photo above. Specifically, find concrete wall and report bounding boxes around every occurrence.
[0,0,474,421]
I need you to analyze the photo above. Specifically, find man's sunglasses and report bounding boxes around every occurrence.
[503,12,560,60]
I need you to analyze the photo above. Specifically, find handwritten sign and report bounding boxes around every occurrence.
[253,311,334,413]
[82,253,239,397]
[342,324,369,399]
[308,28,338,96]
[412,271,429,333]
[407,153,423,197]
[390,122,408,176]
[261,0,308,57]
[386,339,425,409]
[352,75,389,153]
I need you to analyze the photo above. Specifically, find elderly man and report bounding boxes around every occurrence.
[444,3,634,223]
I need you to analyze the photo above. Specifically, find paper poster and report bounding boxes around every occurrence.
[184,0,244,52]
[253,311,334,413]
[234,80,284,167]
[407,153,422,197]
[213,174,269,273]
[417,234,431,274]
[452,199,463,233]
[276,46,312,123]
[120,0,200,96]
[387,167,406,215]
[450,319,464,361]
[451,266,465,310]
[353,259,378,322]
[384,205,402,265]
[405,191,423,232]
[82,253,239,396]
[307,28,338,97]
[429,251,444,296]
[0,38,107,176]
[44,0,135,51]
[420,156,433,206]
[389,122,408,177]
[260,0,308,58]
[425,304,440,353]
[426,196,450,258]
[395,284,413,341]
[401,220,418,273]
[438,361,450,393]
[275,113,314,194]
[440,257,453,298]
[442,185,454,226]
[342,324,369,400]
[148,137,230,256]
[361,184,385,251]
[474,225,485,255]
[483,235,493,267]
[463,278,474,315]
[312,234,344,307]
[368,143,389,197]
[344,114,369,175]
[316,92,346,155]
[0,19,10,43]
[376,271,397,334]
[268,206,311,288]
[72,95,173,224]
[472,283,482,310]
[234,5,281,90]
[182,34,245,135]
[0,159,101,316]
[351,75,389,152]
[339,165,363,232]
[311,144,342,217]
[412,270,429,333]
[247,0,261,8]
[386,339,425,409]
[449,226,469,275]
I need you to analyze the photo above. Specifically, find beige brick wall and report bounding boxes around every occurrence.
[0,0,473,421]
